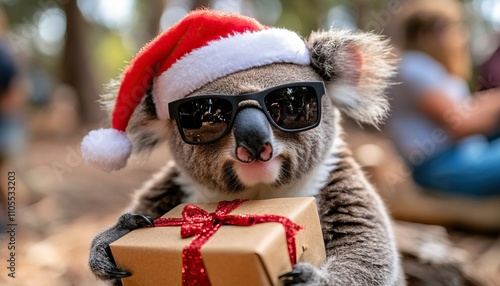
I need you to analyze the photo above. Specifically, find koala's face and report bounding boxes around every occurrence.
[119,30,394,193]
[164,63,337,193]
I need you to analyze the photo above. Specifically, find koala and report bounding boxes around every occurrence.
[85,10,404,286]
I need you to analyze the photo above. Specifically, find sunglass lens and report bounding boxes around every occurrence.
[264,86,319,130]
[177,98,232,143]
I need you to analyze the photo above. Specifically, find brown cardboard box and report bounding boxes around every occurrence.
[110,197,326,286]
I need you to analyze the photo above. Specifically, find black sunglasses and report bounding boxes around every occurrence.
[168,81,326,144]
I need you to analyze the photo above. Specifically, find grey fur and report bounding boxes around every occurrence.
[307,30,397,126]
[90,29,405,285]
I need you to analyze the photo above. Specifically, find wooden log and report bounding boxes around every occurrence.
[393,221,488,286]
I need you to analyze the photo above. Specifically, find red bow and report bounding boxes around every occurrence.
[154,199,303,286]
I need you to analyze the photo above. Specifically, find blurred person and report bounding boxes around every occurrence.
[386,0,500,197]
[0,8,27,166]
[0,47,25,157]
[477,43,500,91]
[0,44,26,232]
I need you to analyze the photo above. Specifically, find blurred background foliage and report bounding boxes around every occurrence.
[1,0,500,124]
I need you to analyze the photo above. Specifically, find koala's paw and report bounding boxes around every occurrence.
[89,243,131,283]
[279,263,329,286]
[89,214,154,283]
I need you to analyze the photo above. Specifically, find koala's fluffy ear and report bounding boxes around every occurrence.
[307,30,396,126]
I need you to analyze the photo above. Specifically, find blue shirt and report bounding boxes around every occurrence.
[385,51,470,165]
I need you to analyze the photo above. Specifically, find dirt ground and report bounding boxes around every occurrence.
[0,123,499,286]
[0,129,173,286]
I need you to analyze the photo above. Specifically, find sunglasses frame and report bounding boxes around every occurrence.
[168,81,326,145]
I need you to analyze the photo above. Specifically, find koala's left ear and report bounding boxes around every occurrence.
[306,30,396,126]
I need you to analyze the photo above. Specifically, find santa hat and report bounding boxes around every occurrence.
[81,9,311,172]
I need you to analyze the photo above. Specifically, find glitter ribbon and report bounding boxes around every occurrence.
[153,199,303,286]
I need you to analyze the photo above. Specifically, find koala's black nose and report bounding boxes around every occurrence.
[233,107,273,163]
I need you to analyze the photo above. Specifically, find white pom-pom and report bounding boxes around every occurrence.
[81,128,132,172]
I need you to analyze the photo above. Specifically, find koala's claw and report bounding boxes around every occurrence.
[104,246,131,278]
[136,214,155,227]
[279,263,328,286]
[108,269,132,279]
[280,268,306,285]
[118,213,155,229]
[89,244,130,281]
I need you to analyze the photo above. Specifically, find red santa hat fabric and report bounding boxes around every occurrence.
[81,9,310,172]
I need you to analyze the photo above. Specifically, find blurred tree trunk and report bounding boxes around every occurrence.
[355,0,374,29]
[61,0,103,123]
[193,0,210,9]
[277,0,321,36]
[146,0,166,39]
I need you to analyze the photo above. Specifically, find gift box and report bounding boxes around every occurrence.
[110,197,326,286]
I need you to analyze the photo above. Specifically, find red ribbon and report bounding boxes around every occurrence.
[153,199,303,286]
